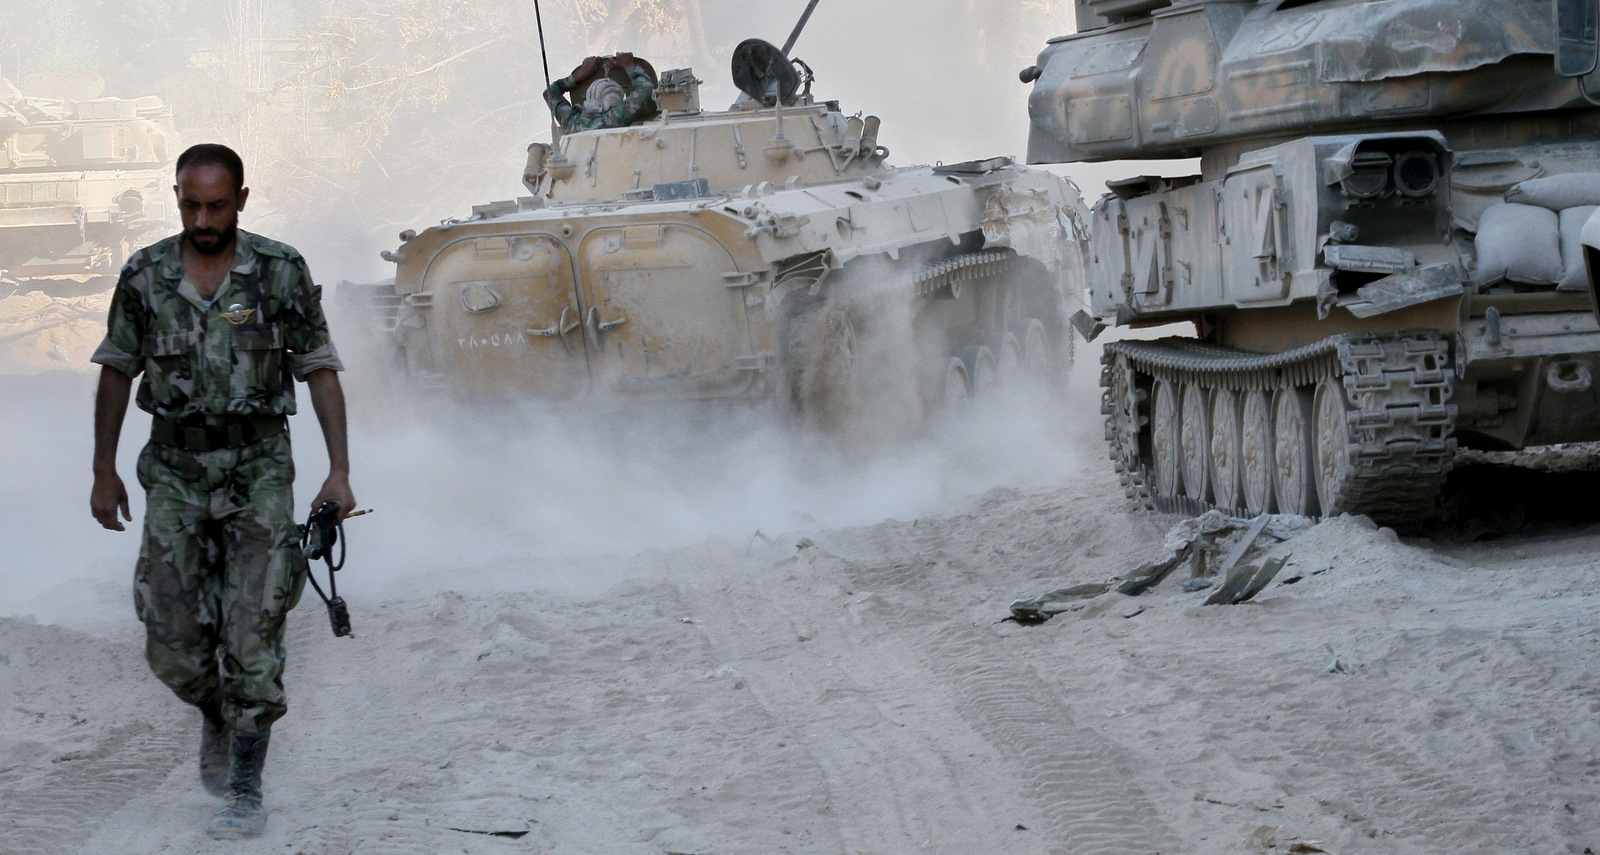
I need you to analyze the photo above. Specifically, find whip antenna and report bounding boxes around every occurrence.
[534,0,552,89]
[534,0,559,142]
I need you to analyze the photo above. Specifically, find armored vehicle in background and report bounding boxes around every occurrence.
[361,38,1088,427]
[1024,0,1600,526]
[0,73,177,295]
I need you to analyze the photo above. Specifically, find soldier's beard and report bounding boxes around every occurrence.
[186,223,237,256]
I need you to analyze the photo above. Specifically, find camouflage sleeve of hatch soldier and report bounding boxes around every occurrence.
[614,65,656,125]
[544,77,578,129]
[280,256,344,380]
[89,264,146,377]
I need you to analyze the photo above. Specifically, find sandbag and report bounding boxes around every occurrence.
[1505,173,1600,211]
[1475,202,1562,286]
[1558,205,1598,291]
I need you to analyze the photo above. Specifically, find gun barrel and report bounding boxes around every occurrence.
[780,0,821,56]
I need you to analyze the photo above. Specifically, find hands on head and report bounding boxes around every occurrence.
[573,53,636,83]
[571,56,601,83]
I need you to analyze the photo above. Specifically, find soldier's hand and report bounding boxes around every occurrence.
[91,471,131,531]
[572,56,601,82]
[311,473,357,522]
[614,51,636,70]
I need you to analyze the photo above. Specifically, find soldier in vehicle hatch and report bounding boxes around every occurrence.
[88,143,356,840]
[544,52,655,132]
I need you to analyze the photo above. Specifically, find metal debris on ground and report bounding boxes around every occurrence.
[746,529,774,553]
[1004,583,1111,624]
[1204,555,1288,605]
[1005,511,1313,623]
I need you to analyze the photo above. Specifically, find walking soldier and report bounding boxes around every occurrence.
[89,143,355,839]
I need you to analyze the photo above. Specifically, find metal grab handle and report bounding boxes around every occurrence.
[530,306,581,337]
[586,305,627,333]
[529,306,582,352]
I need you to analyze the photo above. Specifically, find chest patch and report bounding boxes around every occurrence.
[220,303,257,325]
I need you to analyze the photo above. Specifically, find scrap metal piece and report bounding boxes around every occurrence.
[1343,263,1463,318]
[1204,555,1289,605]
[1007,582,1113,623]
[1114,547,1191,596]
[1215,514,1270,578]
[1236,555,1289,602]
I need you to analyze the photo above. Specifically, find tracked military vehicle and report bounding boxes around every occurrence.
[1024,0,1600,527]
[359,28,1088,426]
[0,73,177,296]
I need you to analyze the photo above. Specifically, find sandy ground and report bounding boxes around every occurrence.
[4,358,1600,855]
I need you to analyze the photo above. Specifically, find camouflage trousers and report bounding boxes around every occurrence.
[134,431,307,734]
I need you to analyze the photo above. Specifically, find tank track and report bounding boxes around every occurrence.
[1100,331,1456,527]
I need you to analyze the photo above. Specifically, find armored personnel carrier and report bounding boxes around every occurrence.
[0,73,178,296]
[1024,0,1600,526]
[361,32,1088,427]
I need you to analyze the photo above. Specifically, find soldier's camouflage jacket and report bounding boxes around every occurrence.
[544,65,656,133]
[91,230,343,417]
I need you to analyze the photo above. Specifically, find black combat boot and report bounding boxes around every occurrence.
[197,701,232,797]
[205,731,270,839]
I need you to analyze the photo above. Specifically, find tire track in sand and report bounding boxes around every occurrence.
[0,725,185,855]
[836,548,1179,855]
[685,541,1176,855]
[678,566,1036,851]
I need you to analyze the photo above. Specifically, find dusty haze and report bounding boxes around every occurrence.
[6,5,1600,854]
[0,0,1098,625]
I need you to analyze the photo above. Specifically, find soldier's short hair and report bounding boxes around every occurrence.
[176,143,245,192]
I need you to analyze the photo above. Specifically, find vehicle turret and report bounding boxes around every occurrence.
[1026,0,1591,170]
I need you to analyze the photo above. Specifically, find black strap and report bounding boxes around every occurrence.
[300,503,352,638]
[151,415,286,453]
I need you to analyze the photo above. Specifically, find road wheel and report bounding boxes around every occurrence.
[991,332,1024,388]
[1150,377,1182,499]
[960,346,1000,399]
[1209,389,1242,511]
[789,303,860,429]
[940,357,970,409]
[1179,382,1211,502]
[1240,389,1274,515]
[1020,318,1053,384]
[1314,376,1355,517]
[1272,385,1318,516]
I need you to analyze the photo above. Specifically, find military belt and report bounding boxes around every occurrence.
[150,415,287,453]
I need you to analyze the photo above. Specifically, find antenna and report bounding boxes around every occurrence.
[533,0,559,142]
[533,0,553,89]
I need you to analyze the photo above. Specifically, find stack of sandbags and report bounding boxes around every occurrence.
[1476,174,1600,290]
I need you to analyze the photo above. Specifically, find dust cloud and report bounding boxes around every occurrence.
[332,369,1093,602]
[0,0,1105,630]
[0,344,1098,630]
